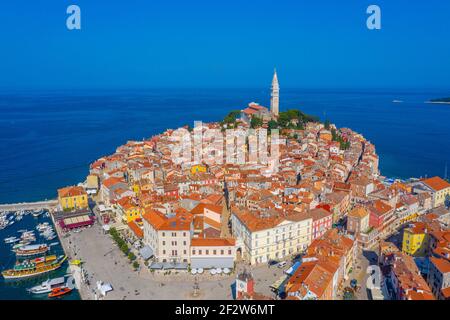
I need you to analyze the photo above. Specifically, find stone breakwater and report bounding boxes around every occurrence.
[0,200,58,211]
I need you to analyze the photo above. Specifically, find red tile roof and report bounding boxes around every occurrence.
[191,238,235,247]
[58,186,87,198]
[128,221,143,239]
[422,176,450,191]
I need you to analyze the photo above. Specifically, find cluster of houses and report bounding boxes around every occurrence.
[384,205,450,300]
[52,105,450,300]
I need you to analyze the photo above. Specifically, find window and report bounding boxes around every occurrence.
[206,250,209,255]
[228,250,232,255]
[162,232,165,237]
[221,250,224,255]
[183,232,186,237]
[183,250,187,255]
[199,250,202,255]
[193,250,196,255]
[162,241,165,245]
[183,241,187,246]
[213,250,217,255]
[163,250,166,254]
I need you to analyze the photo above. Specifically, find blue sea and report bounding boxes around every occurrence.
[0,88,449,205]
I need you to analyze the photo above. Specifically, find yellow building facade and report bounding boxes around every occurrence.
[122,206,143,223]
[402,224,429,257]
[58,186,88,211]
[191,164,207,175]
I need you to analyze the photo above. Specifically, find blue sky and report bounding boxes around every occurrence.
[0,0,449,89]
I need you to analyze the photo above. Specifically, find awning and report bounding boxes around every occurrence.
[190,257,234,269]
[59,215,95,229]
[139,246,154,260]
[285,261,301,275]
[149,262,163,270]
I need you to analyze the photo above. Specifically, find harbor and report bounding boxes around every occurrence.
[0,209,80,300]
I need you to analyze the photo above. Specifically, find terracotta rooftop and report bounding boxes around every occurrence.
[422,176,450,191]
[58,186,87,198]
[191,238,235,247]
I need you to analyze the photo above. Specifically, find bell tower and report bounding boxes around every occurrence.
[270,69,279,116]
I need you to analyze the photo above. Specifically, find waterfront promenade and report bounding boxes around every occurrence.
[0,200,58,212]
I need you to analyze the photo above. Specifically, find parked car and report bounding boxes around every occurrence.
[277,261,287,268]
[268,259,279,266]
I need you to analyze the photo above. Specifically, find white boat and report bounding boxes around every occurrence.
[32,209,44,217]
[13,241,31,249]
[28,276,68,294]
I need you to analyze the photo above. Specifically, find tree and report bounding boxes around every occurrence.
[250,116,263,129]
[120,243,129,255]
[223,110,241,124]
[331,128,338,141]
[133,261,140,270]
[268,120,278,130]
[324,119,331,130]
[128,252,136,261]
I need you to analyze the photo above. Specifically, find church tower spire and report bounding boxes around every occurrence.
[270,69,279,116]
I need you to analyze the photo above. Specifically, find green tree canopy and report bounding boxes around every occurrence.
[250,116,263,129]
[223,110,241,124]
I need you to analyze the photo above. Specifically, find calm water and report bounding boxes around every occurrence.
[0,212,80,300]
[0,88,449,204]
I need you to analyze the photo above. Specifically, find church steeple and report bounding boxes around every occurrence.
[270,69,279,116]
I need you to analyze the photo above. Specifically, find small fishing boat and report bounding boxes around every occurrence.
[33,209,45,217]
[48,286,72,298]
[12,241,32,250]
[4,236,20,244]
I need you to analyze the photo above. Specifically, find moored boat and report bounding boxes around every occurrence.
[48,286,72,298]
[4,236,20,244]
[28,276,68,295]
[14,244,49,257]
[1,255,67,280]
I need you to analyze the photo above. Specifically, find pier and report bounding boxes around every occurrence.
[0,200,58,212]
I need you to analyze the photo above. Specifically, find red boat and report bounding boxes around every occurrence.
[48,287,72,298]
